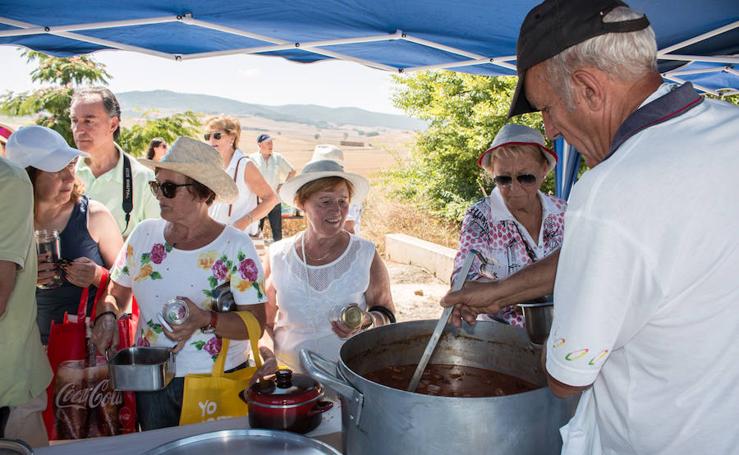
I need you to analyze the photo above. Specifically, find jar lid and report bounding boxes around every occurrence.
[247,369,322,406]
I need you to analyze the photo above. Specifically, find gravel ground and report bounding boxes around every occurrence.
[385,260,450,322]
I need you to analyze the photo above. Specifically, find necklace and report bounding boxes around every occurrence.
[300,231,344,263]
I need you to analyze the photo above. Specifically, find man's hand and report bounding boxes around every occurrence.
[441,281,508,327]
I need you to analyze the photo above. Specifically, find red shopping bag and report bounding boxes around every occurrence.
[43,270,139,440]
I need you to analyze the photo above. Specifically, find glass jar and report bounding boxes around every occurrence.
[34,229,62,289]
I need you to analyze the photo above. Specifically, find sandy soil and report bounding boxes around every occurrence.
[385,260,449,322]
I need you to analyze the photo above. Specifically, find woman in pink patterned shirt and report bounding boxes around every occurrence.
[452,124,566,327]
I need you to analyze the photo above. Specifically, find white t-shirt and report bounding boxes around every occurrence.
[210,149,259,235]
[269,233,375,372]
[111,219,267,377]
[548,86,739,454]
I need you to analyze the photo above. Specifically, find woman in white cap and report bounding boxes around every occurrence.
[203,115,278,236]
[452,124,566,327]
[91,137,267,430]
[262,159,395,372]
[5,125,123,344]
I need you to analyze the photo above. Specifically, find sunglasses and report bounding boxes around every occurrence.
[493,174,538,186]
[149,180,194,199]
[203,131,225,141]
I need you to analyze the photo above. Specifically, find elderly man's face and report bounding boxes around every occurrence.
[524,63,599,167]
[258,139,273,155]
[70,95,118,154]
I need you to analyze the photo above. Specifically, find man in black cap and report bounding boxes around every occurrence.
[249,134,295,242]
[443,1,739,453]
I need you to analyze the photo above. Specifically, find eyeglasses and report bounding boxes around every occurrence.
[203,131,226,141]
[148,180,194,199]
[493,174,538,186]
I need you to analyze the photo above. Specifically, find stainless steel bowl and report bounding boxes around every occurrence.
[518,301,554,345]
[108,347,175,391]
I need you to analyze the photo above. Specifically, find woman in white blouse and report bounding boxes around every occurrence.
[263,159,395,371]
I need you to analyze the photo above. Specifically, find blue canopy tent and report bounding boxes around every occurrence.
[1,0,737,198]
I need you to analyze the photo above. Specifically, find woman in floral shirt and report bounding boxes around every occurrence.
[91,137,266,430]
[452,124,566,327]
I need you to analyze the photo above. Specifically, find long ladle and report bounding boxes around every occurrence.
[407,249,478,392]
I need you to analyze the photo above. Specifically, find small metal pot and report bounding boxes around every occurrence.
[108,347,175,391]
[518,301,554,345]
[242,369,333,434]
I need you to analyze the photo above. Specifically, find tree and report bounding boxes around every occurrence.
[389,71,549,221]
[118,111,201,157]
[0,51,110,144]
[1,50,204,154]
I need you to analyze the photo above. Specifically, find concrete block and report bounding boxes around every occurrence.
[385,233,456,284]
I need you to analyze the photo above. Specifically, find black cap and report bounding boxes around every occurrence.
[256,133,272,143]
[508,0,650,117]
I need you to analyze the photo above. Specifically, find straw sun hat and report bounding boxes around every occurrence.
[279,159,369,206]
[140,137,238,203]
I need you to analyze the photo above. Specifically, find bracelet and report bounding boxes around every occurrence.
[368,306,396,324]
[94,311,117,325]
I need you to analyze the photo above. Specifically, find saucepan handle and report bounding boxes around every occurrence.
[307,400,334,417]
[300,349,364,426]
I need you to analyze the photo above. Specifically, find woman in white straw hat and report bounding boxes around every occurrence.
[5,125,123,344]
[310,144,364,235]
[91,137,267,430]
[261,159,395,372]
[452,124,567,327]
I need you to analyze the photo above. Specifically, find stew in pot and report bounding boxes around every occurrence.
[363,364,539,397]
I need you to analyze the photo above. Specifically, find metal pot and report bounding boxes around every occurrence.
[108,347,175,391]
[242,369,334,434]
[518,301,554,345]
[301,320,577,455]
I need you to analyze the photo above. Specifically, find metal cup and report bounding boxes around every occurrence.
[518,299,554,345]
[34,229,63,289]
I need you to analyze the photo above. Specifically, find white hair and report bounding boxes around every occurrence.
[543,6,658,109]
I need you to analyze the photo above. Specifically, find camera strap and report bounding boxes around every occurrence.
[122,154,133,235]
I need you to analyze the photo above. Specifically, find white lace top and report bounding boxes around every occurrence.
[269,233,375,371]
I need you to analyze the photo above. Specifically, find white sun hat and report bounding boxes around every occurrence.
[140,136,238,203]
[279,159,369,206]
[6,125,88,172]
[310,144,345,164]
[477,124,557,172]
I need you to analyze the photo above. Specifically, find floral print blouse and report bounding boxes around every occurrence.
[452,187,566,327]
[110,219,266,377]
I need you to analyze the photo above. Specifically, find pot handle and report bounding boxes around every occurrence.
[308,400,334,417]
[300,349,364,427]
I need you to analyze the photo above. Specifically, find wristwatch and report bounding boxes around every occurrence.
[201,311,218,334]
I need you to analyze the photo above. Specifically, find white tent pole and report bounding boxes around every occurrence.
[663,75,720,96]
[658,20,739,55]
[401,57,516,73]
[0,16,177,37]
[664,66,730,77]
[659,54,739,64]
[0,17,175,59]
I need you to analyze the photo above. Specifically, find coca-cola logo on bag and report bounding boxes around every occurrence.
[55,378,124,410]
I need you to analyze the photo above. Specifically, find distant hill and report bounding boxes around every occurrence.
[117,90,426,131]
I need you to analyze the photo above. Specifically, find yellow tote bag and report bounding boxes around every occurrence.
[179,311,263,425]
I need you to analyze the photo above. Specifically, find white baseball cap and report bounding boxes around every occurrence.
[6,125,88,172]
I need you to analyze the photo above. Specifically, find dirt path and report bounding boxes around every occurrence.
[386,260,449,322]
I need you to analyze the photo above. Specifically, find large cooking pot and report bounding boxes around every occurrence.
[301,320,577,455]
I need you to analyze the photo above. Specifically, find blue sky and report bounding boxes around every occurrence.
[1,46,404,115]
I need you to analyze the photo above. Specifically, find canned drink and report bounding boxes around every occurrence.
[330,303,364,331]
[163,298,189,325]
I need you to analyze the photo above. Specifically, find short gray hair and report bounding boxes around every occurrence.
[71,87,122,140]
[543,6,657,109]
